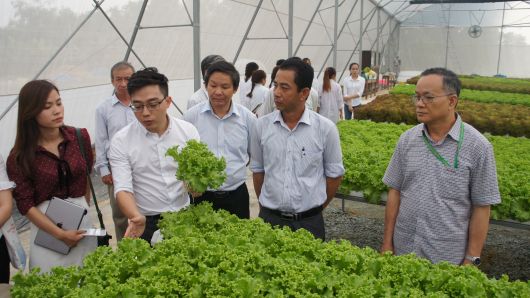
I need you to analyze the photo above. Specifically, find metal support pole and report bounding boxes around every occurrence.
[92,0,146,67]
[288,0,294,57]
[294,0,324,56]
[444,4,451,68]
[376,7,380,65]
[359,0,364,67]
[496,2,506,75]
[317,0,360,77]
[125,0,148,61]
[233,0,264,64]
[0,0,107,121]
[193,0,201,91]
[333,0,339,68]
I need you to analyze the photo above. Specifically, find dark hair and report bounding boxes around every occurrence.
[12,80,59,179]
[247,70,267,98]
[269,66,279,88]
[277,57,314,91]
[127,67,169,97]
[244,62,259,82]
[110,61,135,80]
[302,58,311,65]
[420,67,461,96]
[349,62,359,70]
[204,61,240,90]
[200,55,225,78]
[323,67,336,92]
[276,59,285,66]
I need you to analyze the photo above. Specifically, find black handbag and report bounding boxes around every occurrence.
[75,128,112,246]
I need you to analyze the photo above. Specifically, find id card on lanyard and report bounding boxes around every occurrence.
[422,122,465,169]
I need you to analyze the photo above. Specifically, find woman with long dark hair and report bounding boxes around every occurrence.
[7,80,96,273]
[238,62,259,103]
[317,67,343,123]
[245,70,268,116]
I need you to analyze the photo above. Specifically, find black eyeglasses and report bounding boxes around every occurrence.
[411,93,454,105]
[130,97,166,112]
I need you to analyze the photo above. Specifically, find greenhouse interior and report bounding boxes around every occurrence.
[1,0,529,296]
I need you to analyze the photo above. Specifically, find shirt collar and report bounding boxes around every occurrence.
[420,113,462,141]
[111,94,120,105]
[273,107,312,129]
[200,100,239,119]
[138,115,173,137]
[36,126,74,153]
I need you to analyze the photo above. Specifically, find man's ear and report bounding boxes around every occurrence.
[299,87,310,102]
[448,94,458,109]
[165,96,173,107]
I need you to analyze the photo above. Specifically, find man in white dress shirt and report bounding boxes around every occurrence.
[250,58,345,240]
[109,67,200,243]
[187,55,226,110]
[94,61,136,241]
[184,61,256,219]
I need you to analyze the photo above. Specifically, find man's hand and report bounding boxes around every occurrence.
[461,258,472,266]
[58,230,85,247]
[380,242,394,254]
[124,215,146,238]
[101,174,113,185]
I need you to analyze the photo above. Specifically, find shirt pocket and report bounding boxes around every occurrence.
[438,166,470,199]
[295,149,322,177]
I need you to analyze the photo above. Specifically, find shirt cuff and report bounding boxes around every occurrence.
[472,195,501,206]
[0,181,14,191]
[324,162,345,178]
[114,187,133,198]
[382,177,401,191]
[97,166,111,177]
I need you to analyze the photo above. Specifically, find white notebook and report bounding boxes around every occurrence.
[34,198,87,255]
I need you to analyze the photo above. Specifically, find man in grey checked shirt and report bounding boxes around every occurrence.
[381,68,501,265]
[250,58,344,240]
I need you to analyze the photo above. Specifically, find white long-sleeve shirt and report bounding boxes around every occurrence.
[318,81,343,124]
[109,116,200,216]
[342,75,365,107]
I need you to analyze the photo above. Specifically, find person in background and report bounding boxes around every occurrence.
[301,57,319,111]
[0,154,14,283]
[187,55,226,110]
[341,62,365,119]
[183,61,256,219]
[317,67,343,124]
[381,68,500,266]
[109,68,199,244]
[245,69,268,116]
[239,62,259,105]
[7,80,96,273]
[94,61,135,241]
[250,58,344,240]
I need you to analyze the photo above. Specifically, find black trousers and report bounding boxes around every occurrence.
[0,236,10,283]
[140,214,161,244]
[192,183,250,219]
[258,207,326,240]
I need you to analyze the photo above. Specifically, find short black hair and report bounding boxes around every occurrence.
[127,67,169,97]
[276,59,285,66]
[110,61,135,80]
[204,61,240,89]
[302,58,311,65]
[278,57,314,91]
[421,67,461,96]
[349,62,359,70]
[200,55,225,78]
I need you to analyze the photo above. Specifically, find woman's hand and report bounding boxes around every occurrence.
[58,229,85,247]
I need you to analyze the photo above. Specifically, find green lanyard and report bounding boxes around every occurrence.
[422,122,465,169]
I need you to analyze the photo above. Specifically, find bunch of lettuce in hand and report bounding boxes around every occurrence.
[166,140,226,196]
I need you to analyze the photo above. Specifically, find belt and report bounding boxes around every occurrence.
[262,205,323,221]
[204,184,244,198]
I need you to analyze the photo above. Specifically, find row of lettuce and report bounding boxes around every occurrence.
[11,204,530,297]
[406,75,530,94]
[338,120,530,222]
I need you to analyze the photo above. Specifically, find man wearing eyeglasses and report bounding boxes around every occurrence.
[94,61,136,241]
[381,68,500,266]
[108,67,200,243]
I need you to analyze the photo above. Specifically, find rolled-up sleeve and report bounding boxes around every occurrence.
[323,125,344,178]
[249,119,264,173]
[109,132,133,196]
[383,136,405,191]
[6,155,35,215]
[470,142,501,206]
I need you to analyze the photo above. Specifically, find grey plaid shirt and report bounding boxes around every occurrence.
[383,115,501,264]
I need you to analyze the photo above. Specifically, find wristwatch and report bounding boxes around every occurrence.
[465,255,481,266]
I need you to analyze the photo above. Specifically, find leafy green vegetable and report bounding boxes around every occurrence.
[391,84,530,107]
[11,204,530,297]
[338,120,530,222]
[407,75,530,94]
[355,94,530,137]
[166,139,226,193]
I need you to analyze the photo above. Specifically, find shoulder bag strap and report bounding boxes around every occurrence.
[75,128,106,230]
